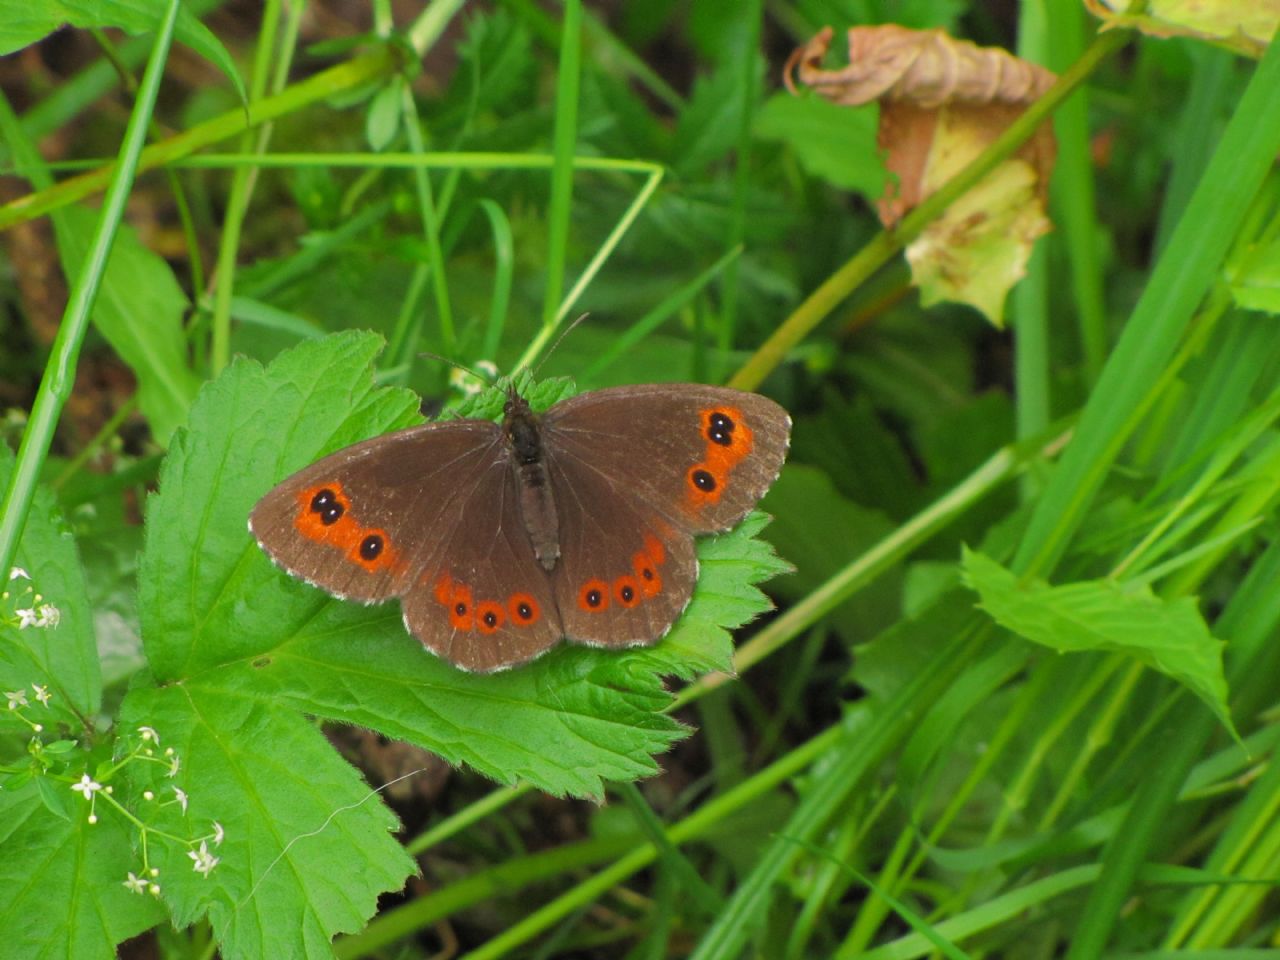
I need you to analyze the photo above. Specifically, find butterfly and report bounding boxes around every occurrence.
[249,382,791,672]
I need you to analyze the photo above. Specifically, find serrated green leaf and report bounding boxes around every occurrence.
[54,206,200,445]
[0,781,166,960]
[961,548,1234,733]
[0,445,101,718]
[0,0,246,104]
[753,93,885,196]
[117,685,413,960]
[137,331,786,798]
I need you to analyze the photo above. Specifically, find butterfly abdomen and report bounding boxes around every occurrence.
[505,401,561,571]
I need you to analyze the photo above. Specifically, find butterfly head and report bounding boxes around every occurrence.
[502,387,543,466]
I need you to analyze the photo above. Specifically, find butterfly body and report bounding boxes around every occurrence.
[250,383,790,672]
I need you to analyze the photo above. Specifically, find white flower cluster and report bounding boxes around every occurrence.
[64,726,226,897]
[3,568,60,631]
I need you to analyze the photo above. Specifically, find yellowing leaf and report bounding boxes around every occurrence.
[785,25,1057,326]
[1086,0,1279,59]
[906,109,1051,326]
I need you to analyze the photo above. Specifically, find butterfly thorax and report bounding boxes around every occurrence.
[503,394,561,571]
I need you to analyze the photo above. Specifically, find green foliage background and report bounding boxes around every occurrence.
[2,0,1280,958]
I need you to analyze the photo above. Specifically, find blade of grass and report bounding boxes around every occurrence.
[0,0,181,578]
[478,199,515,360]
[540,0,582,332]
[714,0,762,382]
[209,0,291,375]
[1046,0,1107,383]
[458,721,848,960]
[1014,36,1280,582]
[0,48,403,232]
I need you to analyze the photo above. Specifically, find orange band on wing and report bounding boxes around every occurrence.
[685,406,755,512]
[294,483,402,573]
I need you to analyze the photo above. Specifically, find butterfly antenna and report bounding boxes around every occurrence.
[415,349,505,396]
[530,313,590,378]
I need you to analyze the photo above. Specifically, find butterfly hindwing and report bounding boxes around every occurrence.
[544,449,698,648]
[400,456,564,672]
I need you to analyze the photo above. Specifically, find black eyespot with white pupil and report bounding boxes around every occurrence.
[310,488,344,525]
[359,534,383,561]
[586,589,603,607]
[621,585,635,602]
[692,469,717,492]
[517,602,533,620]
[708,411,735,447]
[483,611,498,627]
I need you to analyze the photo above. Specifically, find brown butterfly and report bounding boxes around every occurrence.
[249,383,790,672]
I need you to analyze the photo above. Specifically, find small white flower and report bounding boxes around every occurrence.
[211,821,225,846]
[167,754,181,777]
[138,726,159,745]
[14,608,37,629]
[174,787,188,813]
[5,689,28,709]
[71,774,102,798]
[188,841,219,878]
[8,567,29,581]
[123,872,148,894]
[35,603,59,628]
[31,684,50,706]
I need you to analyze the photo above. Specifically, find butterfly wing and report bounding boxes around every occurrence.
[400,456,564,672]
[249,419,501,603]
[541,384,790,647]
[250,417,563,671]
[543,450,699,647]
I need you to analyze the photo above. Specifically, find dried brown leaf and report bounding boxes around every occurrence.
[785,25,1058,326]
[784,25,1055,110]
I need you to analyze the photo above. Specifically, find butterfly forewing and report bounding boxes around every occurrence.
[542,385,792,535]
[249,420,501,603]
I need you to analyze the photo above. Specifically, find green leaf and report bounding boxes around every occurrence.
[0,781,166,959]
[1229,233,1280,314]
[137,331,785,798]
[54,206,200,445]
[0,0,246,104]
[961,548,1235,733]
[760,464,899,645]
[117,685,413,960]
[365,78,403,152]
[753,93,885,197]
[0,444,101,718]
[673,59,752,176]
